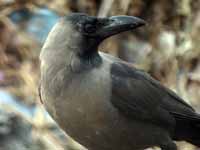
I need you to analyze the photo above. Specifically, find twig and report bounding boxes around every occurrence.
[97,0,114,17]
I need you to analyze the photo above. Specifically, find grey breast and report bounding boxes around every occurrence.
[41,52,166,150]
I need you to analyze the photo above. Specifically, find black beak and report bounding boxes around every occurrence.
[97,15,146,40]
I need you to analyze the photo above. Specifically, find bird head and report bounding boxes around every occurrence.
[41,13,145,60]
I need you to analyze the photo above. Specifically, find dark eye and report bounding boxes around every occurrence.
[84,24,96,33]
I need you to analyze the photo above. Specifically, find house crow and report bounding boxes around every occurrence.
[39,13,200,150]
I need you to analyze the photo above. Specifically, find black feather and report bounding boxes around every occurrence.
[111,61,200,146]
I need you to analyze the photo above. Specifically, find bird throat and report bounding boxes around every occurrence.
[71,50,102,73]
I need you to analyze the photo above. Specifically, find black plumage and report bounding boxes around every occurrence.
[111,62,200,146]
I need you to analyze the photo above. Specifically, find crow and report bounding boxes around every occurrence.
[39,13,200,150]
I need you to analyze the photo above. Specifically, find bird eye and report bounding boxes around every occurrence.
[84,24,96,33]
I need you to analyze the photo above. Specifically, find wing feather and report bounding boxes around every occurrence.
[111,62,197,129]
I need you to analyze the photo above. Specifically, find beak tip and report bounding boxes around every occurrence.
[137,18,146,26]
[128,16,146,28]
[142,20,147,25]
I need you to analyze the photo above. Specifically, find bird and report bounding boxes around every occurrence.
[39,13,200,150]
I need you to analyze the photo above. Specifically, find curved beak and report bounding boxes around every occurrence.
[96,15,146,40]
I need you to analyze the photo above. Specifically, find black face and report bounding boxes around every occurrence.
[65,13,146,42]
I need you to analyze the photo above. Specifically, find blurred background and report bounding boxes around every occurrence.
[0,0,200,149]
